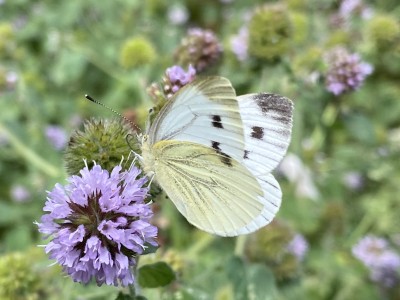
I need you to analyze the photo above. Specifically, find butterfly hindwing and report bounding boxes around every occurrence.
[151,140,280,236]
[149,77,245,160]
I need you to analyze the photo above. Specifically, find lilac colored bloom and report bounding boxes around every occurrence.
[325,47,373,96]
[37,164,157,286]
[45,125,67,150]
[164,65,196,98]
[343,171,364,191]
[175,28,223,72]
[167,5,189,25]
[10,184,31,202]
[352,235,400,287]
[6,71,18,89]
[339,0,373,20]
[231,27,249,61]
[287,234,309,261]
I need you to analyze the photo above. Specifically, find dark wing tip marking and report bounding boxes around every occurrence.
[254,93,294,124]
[211,115,224,129]
[251,126,264,140]
[211,140,233,167]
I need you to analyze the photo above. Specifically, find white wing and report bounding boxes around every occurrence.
[237,93,293,175]
[148,77,245,160]
[152,140,281,236]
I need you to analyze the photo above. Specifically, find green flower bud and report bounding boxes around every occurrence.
[0,251,45,300]
[290,12,309,45]
[286,0,310,10]
[245,220,293,262]
[319,202,345,236]
[162,250,185,276]
[325,30,351,48]
[119,37,157,68]
[366,14,400,50]
[215,285,234,300]
[292,46,324,74]
[248,3,292,61]
[64,118,137,175]
[245,220,302,281]
[0,23,13,56]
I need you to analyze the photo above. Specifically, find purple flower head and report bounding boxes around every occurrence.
[163,65,196,98]
[231,27,249,61]
[45,125,67,150]
[325,47,373,96]
[37,163,157,286]
[287,234,309,261]
[352,235,400,287]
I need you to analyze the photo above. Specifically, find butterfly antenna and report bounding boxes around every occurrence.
[85,94,142,133]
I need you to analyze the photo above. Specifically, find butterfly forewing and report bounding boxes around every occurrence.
[151,140,281,236]
[237,93,293,175]
[149,77,246,160]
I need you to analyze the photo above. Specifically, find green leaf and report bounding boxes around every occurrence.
[115,293,147,300]
[344,113,376,144]
[115,292,135,300]
[138,262,176,288]
[226,256,279,300]
[247,264,278,300]
[226,256,247,300]
[0,202,24,225]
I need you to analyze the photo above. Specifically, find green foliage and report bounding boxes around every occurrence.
[138,262,176,288]
[1,0,400,299]
[226,256,279,300]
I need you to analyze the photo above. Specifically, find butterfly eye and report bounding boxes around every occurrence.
[149,108,154,114]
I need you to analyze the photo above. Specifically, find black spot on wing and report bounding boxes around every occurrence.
[211,140,233,167]
[212,141,221,151]
[243,150,250,159]
[211,115,224,129]
[251,126,264,140]
[254,93,293,123]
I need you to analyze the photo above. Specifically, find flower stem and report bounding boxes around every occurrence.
[0,122,60,177]
[234,235,247,257]
[128,283,136,297]
[345,212,374,247]
[186,233,215,259]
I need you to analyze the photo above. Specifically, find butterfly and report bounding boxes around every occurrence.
[139,76,293,236]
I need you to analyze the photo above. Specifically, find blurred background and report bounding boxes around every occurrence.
[1,0,400,299]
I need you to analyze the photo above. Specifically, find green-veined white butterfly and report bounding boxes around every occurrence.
[139,76,293,237]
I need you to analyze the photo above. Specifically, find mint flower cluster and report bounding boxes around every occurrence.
[38,164,157,286]
[353,235,400,287]
[325,47,373,95]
